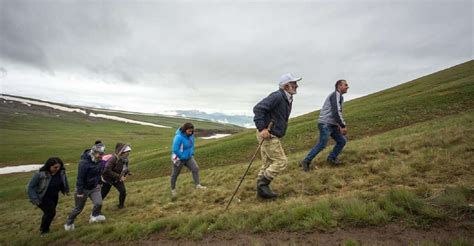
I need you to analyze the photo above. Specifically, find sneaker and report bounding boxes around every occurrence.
[89,215,106,223]
[64,223,75,231]
[196,184,207,189]
[299,159,311,172]
[171,189,177,197]
[327,158,343,165]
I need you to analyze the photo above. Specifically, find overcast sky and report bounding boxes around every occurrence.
[0,0,472,117]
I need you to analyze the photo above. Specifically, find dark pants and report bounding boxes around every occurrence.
[304,123,347,162]
[38,195,58,233]
[101,181,126,207]
[170,157,200,190]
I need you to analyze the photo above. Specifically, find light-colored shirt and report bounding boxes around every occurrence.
[283,90,293,104]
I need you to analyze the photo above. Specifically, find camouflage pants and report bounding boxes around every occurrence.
[256,131,288,180]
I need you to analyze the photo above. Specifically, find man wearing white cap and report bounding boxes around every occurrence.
[253,73,301,199]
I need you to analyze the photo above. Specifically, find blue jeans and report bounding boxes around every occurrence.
[304,123,346,162]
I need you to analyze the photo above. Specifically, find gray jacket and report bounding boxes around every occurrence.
[27,169,69,205]
[318,91,346,127]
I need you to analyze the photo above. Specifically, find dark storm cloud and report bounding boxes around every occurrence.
[0,0,472,115]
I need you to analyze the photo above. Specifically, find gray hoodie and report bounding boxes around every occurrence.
[318,91,346,127]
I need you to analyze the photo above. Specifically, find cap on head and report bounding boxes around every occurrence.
[91,143,106,155]
[278,73,302,87]
[122,145,132,153]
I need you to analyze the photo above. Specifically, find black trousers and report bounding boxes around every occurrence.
[38,195,58,233]
[101,181,126,207]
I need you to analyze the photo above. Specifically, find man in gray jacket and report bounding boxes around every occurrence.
[300,80,349,171]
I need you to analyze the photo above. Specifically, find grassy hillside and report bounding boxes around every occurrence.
[0,60,472,245]
[0,97,242,166]
[132,60,474,179]
[1,104,472,245]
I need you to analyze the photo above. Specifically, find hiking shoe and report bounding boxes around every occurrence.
[299,159,311,172]
[89,215,106,223]
[327,158,343,166]
[171,189,177,197]
[196,184,207,189]
[117,204,124,209]
[64,223,75,231]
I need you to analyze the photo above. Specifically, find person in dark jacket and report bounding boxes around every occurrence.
[28,157,70,235]
[170,123,206,197]
[64,142,107,231]
[101,143,132,209]
[299,80,349,171]
[253,73,301,199]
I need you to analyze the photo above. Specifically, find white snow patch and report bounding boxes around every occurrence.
[1,95,87,114]
[1,95,171,128]
[0,164,42,175]
[200,134,231,140]
[88,112,171,128]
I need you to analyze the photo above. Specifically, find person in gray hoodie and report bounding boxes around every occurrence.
[300,80,349,171]
[28,157,70,235]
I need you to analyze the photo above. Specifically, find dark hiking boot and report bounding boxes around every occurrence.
[299,159,311,172]
[327,158,343,166]
[256,176,278,199]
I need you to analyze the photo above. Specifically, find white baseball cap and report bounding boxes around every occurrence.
[278,73,302,87]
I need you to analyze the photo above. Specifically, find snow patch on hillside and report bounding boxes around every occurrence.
[200,134,231,140]
[1,95,171,128]
[88,112,170,128]
[0,165,42,175]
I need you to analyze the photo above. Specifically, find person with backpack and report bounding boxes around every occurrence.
[299,79,349,171]
[170,122,207,197]
[101,143,132,209]
[27,157,70,235]
[64,142,107,231]
[253,73,301,199]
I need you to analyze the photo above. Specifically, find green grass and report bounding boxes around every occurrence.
[0,60,473,244]
[0,109,472,244]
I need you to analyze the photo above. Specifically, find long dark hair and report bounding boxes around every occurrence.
[39,157,65,172]
[179,122,194,133]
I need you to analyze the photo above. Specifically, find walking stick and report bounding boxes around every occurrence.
[225,121,273,211]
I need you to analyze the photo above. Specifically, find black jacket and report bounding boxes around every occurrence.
[76,149,103,194]
[253,89,292,138]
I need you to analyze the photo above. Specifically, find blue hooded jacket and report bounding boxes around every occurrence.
[171,128,195,162]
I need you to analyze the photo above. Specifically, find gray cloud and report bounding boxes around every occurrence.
[1,0,472,116]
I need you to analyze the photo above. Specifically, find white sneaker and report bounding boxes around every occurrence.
[196,184,207,189]
[64,223,75,231]
[171,189,177,196]
[89,215,106,223]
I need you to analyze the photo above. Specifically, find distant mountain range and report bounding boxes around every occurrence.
[171,110,254,128]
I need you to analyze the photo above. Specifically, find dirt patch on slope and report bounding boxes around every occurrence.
[89,220,473,246]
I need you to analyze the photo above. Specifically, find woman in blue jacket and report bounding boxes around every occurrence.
[170,122,206,196]
[27,157,70,235]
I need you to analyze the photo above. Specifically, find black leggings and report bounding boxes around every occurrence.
[38,195,58,233]
[101,181,126,207]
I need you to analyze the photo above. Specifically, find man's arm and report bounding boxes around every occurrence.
[329,92,346,128]
[253,92,279,131]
